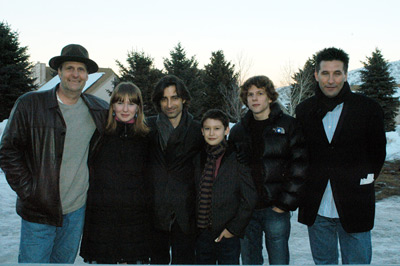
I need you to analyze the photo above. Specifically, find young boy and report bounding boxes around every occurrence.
[194,109,257,265]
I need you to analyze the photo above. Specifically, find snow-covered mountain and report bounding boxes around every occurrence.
[347,60,400,86]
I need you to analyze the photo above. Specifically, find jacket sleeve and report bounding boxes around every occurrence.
[228,124,251,165]
[225,162,257,238]
[276,118,308,211]
[367,101,386,178]
[0,98,33,200]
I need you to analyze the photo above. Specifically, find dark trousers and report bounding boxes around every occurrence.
[150,222,195,264]
[195,229,240,265]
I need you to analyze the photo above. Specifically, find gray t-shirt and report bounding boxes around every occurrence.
[58,97,96,214]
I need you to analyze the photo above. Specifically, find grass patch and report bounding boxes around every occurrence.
[375,160,400,201]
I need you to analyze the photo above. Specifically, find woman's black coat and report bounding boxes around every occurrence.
[80,122,151,263]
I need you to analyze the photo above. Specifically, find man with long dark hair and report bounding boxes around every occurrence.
[147,75,203,264]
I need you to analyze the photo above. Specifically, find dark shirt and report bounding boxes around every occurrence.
[249,116,270,209]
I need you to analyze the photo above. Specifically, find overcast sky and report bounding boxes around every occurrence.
[1,0,399,86]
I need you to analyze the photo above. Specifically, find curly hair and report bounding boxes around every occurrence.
[240,75,279,107]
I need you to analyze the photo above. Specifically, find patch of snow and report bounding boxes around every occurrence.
[277,85,291,108]
[0,119,7,141]
[348,60,400,86]
[385,125,400,161]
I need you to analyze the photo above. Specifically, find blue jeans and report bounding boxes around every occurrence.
[195,229,240,265]
[18,204,85,263]
[240,207,290,265]
[308,215,372,264]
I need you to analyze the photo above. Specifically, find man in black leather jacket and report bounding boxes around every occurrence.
[147,75,203,264]
[0,44,108,263]
[229,75,308,265]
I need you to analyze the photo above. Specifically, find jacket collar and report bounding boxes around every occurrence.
[241,102,283,128]
[43,85,60,109]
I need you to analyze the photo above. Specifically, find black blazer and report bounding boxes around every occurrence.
[296,91,386,233]
[194,146,257,239]
[146,111,203,235]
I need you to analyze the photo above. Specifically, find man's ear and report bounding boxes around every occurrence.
[314,71,319,82]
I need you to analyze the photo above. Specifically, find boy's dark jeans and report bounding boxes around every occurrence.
[195,228,240,265]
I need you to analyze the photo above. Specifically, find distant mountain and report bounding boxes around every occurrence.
[276,85,291,107]
[277,60,400,106]
[348,60,400,86]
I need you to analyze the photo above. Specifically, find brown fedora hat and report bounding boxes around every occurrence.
[49,44,98,74]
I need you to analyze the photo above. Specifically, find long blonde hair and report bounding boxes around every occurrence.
[105,82,149,136]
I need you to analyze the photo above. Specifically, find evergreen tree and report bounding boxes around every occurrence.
[359,48,399,132]
[289,55,316,115]
[0,22,36,121]
[116,50,162,116]
[203,50,241,122]
[163,42,204,119]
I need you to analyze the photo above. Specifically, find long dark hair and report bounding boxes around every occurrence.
[151,75,191,112]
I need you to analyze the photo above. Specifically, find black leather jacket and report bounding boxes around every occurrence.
[229,103,308,211]
[0,86,108,226]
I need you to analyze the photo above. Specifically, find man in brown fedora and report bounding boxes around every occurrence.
[0,44,108,263]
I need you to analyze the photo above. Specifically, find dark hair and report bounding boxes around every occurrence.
[315,47,350,73]
[151,75,191,112]
[106,82,149,136]
[201,109,230,129]
[240,75,278,107]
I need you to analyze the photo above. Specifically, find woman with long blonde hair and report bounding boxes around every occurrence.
[80,82,151,264]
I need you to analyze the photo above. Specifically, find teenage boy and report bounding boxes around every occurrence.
[229,75,308,265]
[194,109,257,265]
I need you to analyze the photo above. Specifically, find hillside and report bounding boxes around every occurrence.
[347,60,400,86]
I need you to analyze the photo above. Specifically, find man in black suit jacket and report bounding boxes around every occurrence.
[147,75,203,264]
[296,47,386,265]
